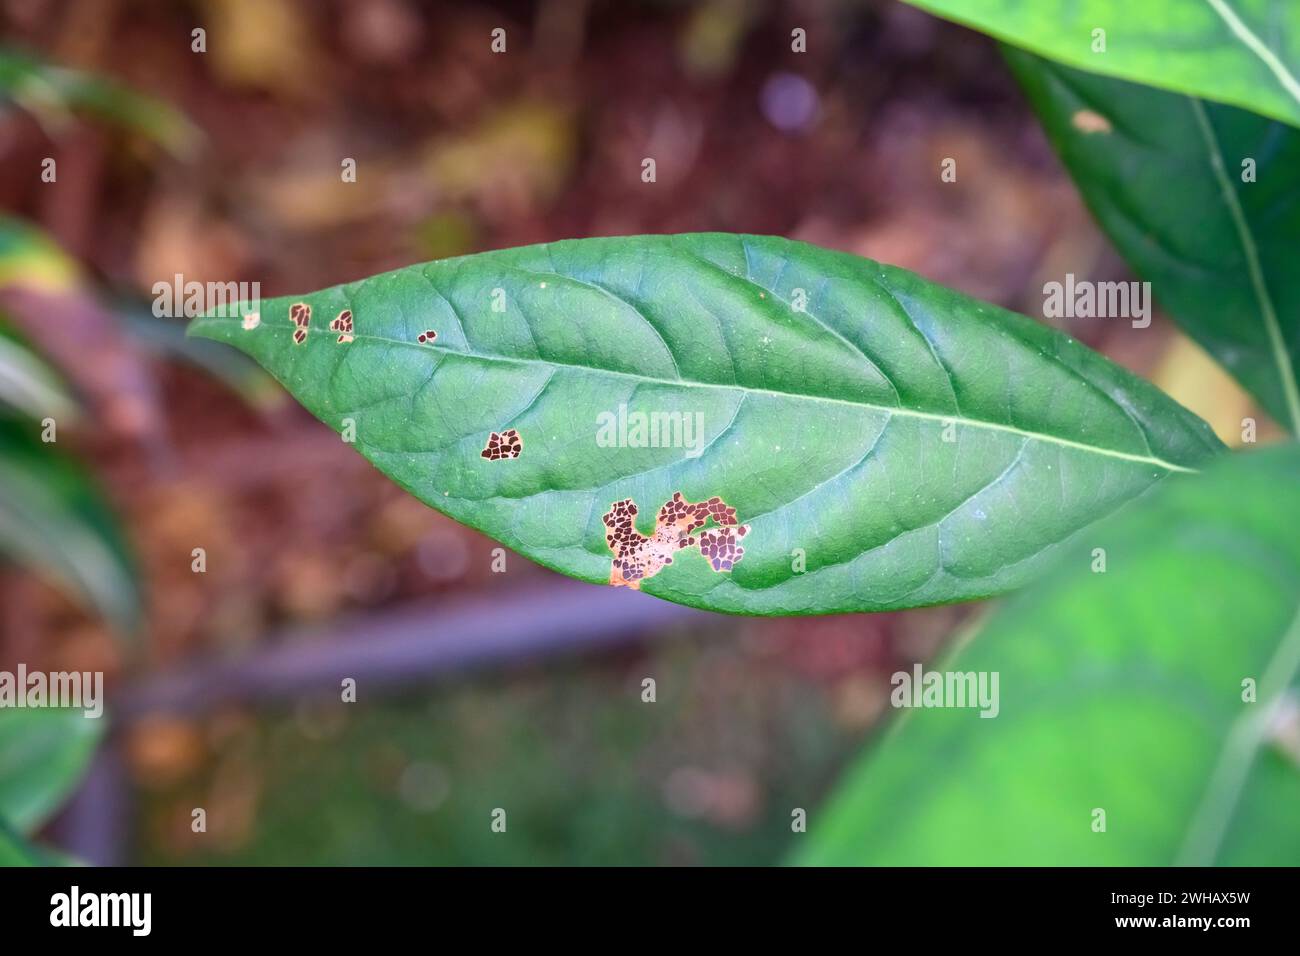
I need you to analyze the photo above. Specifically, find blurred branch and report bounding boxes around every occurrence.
[118,581,710,719]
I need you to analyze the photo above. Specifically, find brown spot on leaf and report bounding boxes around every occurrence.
[417,330,438,344]
[329,309,354,343]
[603,492,749,588]
[290,302,311,344]
[1071,109,1111,134]
[480,428,522,460]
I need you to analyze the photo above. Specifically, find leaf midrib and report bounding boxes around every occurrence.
[196,315,1199,474]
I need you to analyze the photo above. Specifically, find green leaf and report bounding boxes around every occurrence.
[189,235,1223,615]
[796,444,1300,865]
[0,707,103,834]
[1007,50,1300,435]
[0,317,80,422]
[0,418,141,635]
[0,817,77,866]
[0,818,44,866]
[903,0,1300,127]
[0,47,199,157]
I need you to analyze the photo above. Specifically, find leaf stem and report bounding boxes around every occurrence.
[1189,97,1300,435]
[1177,600,1300,865]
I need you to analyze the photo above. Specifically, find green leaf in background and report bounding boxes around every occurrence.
[0,708,103,834]
[117,304,280,410]
[0,818,46,866]
[903,0,1300,128]
[0,47,199,157]
[0,317,80,422]
[0,817,76,866]
[190,234,1222,615]
[0,418,140,636]
[0,215,270,409]
[1007,50,1300,435]
[797,443,1300,865]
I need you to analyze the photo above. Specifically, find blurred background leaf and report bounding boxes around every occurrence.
[0,418,140,637]
[0,215,273,416]
[0,214,80,294]
[797,443,1300,865]
[0,220,144,637]
[0,46,199,157]
[0,708,104,834]
[115,303,280,411]
[0,818,46,865]
[903,0,1300,127]
[0,315,80,422]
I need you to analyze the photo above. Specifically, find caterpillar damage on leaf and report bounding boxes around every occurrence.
[603,492,749,588]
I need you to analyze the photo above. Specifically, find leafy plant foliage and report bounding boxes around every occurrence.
[0,419,139,636]
[1007,49,1300,434]
[796,445,1300,865]
[904,0,1300,128]
[0,708,103,835]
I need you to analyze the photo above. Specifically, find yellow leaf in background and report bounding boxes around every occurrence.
[1151,331,1282,447]
[247,162,395,231]
[424,101,575,216]
[0,217,80,294]
[679,0,756,79]
[412,211,478,261]
[202,0,317,96]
